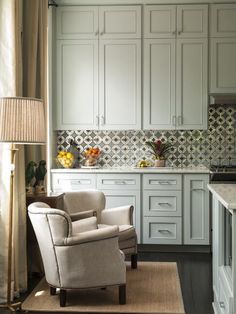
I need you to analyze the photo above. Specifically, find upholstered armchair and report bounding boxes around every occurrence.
[63,190,138,268]
[28,202,126,307]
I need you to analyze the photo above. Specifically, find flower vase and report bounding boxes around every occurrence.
[154,159,166,167]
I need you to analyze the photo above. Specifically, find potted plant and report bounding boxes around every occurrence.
[146,139,172,167]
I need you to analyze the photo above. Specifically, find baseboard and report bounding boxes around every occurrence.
[137,244,211,253]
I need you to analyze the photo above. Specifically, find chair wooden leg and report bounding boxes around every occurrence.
[131,254,138,269]
[50,286,56,295]
[119,285,126,305]
[60,289,67,307]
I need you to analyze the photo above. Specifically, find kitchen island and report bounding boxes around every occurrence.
[208,184,236,314]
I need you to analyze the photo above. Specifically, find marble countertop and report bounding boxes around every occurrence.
[51,166,209,174]
[208,184,236,210]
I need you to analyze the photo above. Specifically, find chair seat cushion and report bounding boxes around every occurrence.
[72,216,97,235]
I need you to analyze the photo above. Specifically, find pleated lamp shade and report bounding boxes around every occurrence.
[0,97,46,144]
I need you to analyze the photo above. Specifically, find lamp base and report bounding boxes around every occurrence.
[0,301,21,312]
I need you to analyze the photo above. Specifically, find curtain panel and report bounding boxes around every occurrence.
[0,0,48,303]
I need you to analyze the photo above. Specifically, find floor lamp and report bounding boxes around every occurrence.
[0,97,46,312]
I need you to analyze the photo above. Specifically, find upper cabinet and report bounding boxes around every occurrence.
[144,5,208,39]
[210,4,236,94]
[56,6,141,40]
[143,5,208,130]
[54,5,141,130]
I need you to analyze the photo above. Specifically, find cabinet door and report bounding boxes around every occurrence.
[176,38,208,130]
[177,5,208,38]
[183,174,209,245]
[56,6,98,39]
[210,4,236,37]
[103,190,141,243]
[143,39,176,130]
[99,6,141,39]
[210,38,236,93]
[99,39,141,130]
[144,5,176,39]
[55,40,98,130]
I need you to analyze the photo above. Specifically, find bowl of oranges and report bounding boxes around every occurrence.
[83,147,101,167]
[56,151,75,168]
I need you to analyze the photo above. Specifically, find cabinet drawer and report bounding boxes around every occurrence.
[97,174,140,190]
[143,217,182,244]
[51,173,96,192]
[143,191,182,217]
[143,174,182,190]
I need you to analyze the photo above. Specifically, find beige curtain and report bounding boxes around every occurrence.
[0,0,48,302]
[0,0,27,302]
[23,0,48,165]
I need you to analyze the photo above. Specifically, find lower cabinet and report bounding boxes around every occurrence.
[184,174,210,245]
[51,170,209,246]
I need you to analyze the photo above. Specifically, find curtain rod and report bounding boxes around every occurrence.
[48,0,58,7]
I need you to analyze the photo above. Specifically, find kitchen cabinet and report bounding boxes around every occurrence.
[51,170,210,247]
[142,174,182,244]
[183,174,209,245]
[99,39,141,130]
[57,6,141,40]
[210,4,236,94]
[143,4,208,130]
[143,37,208,130]
[54,5,141,130]
[144,4,208,39]
[97,173,141,242]
[55,40,98,130]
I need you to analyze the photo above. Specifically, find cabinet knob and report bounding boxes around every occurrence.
[219,301,225,309]
[100,31,104,36]
[172,31,176,35]
[95,30,99,36]
[178,31,181,35]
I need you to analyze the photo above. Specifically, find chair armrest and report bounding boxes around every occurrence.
[70,210,96,221]
[64,225,119,246]
[101,205,134,226]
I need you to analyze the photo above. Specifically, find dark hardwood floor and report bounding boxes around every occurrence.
[0,252,213,314]
[139,251,213,314]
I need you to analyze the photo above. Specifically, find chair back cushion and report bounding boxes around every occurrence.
[28,202,72,287]
[64,190,105,222]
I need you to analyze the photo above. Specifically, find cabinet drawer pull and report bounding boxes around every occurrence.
[100,115,105,126]
[96,115,99,126]
[219,301,225,309]
[191,188,205,192]
[172,115,176,126]
[158,202,170,206]
[72,180,82,185]
[178,115,182,126]
[114,180,126,185]
[158,229,171,234]
[158,181,171,185]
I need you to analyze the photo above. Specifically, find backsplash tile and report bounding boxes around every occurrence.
[56,105,236,168]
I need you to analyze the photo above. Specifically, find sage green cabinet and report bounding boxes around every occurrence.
[183,174,209,245]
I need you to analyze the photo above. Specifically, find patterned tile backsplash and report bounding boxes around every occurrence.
[57,105,236,168]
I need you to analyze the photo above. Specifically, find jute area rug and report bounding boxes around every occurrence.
[22,262,185,314]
